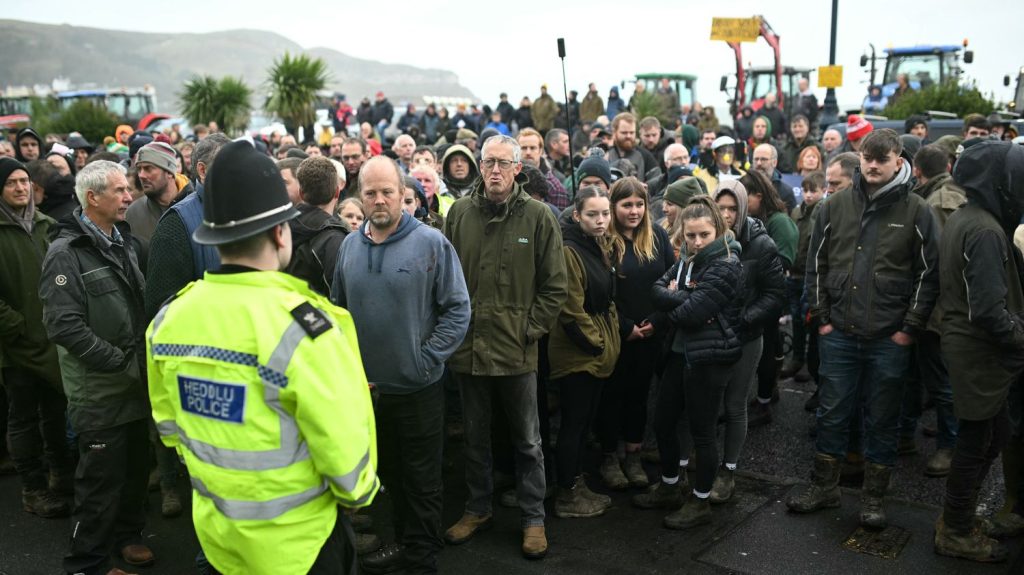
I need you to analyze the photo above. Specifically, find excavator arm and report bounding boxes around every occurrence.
[726,16,785,115]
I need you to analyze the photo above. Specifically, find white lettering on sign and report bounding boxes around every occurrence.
[178,376,246,424]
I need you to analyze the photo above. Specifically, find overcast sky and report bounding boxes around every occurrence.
[7,0,1024,119]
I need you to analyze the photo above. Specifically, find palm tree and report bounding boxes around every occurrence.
[179,75,252,135]
[264,52,329,138]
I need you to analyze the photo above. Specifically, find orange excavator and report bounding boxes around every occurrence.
[719,16,811,119]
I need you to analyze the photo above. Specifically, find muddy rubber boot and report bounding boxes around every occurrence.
[934,515,1008,563]
[600,453,629,490]
[623,452,649,488]
[663,493,711,530]
[632,480,684,510]
[709,466,734,504]
[555,478,609,518]
[924,449,954,478]
[859,462,892,529]
[787,453,842,513]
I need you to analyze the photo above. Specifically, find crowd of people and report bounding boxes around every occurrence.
[1,80,1024,575]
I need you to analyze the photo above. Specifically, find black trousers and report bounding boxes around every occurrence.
[377,381,444,575]
[655,354,732,493]
[206,514,357,575]
[63,418,149,575]
[555,372,605,488]
[598,338,659,451]
[943,405,1010,532]
[2,367,70,490]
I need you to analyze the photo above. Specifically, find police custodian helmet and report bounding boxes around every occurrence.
[193,140,300,246]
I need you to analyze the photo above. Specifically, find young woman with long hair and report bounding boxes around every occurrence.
[596,177,676,490]
[634,196,743,530]
[547,186,622,518]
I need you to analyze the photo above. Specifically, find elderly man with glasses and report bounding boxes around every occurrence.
[442,135,567,561]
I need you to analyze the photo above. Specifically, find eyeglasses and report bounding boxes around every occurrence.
[481,158,516,171]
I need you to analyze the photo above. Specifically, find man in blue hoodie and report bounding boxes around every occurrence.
[331,156,471,575]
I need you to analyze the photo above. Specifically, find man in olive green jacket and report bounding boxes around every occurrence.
[0,157,72,519]
[442,135,567,560]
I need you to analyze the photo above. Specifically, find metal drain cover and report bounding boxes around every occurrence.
[842,526,911,559]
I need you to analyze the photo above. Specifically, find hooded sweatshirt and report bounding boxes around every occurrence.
[715,179,749,238]
[441,144,480,200]
[14,128,42,163]
[331,213,471,394]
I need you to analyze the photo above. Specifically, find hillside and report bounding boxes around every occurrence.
[0,19,476,114]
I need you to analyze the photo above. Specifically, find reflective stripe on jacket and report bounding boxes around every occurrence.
[147,270,378,575]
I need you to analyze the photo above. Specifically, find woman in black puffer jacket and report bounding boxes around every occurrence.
[699,179,786,503]
[632,196,742,531]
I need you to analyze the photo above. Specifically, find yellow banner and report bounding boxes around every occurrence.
[710,17,761,42]
[818,65,843,88]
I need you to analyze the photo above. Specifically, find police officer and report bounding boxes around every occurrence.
[146,141,379,575]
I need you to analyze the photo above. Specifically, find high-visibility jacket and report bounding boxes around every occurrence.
[146,270,378,575]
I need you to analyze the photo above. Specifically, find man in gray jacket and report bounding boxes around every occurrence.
[332,156,470,575]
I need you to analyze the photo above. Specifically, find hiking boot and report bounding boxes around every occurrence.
[934,516,1008,563]
[924,449,954,478]
[48,469,74,496]
[709,467,735,504]
[22,488,70,518]
[360,542,404,573]
[444,513,492,544]
[898,436,918,456]
[555,478,609,518]
[600,453,629,490]
[747,402,773,428]
[632,480,684,510]
[860,462,891,529]
[623,452,649,488]
[803,390,820,412]
[522,525,547,559]
[161,487,183,517]
[120,544,155,566]
[354,533,382,556]
[576,476,612,507]
[787,453,841,513]
[781,359,804,379]
[664,494,711,530]
[988,512,1024,538]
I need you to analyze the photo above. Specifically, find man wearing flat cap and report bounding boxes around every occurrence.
[146,141,379,574]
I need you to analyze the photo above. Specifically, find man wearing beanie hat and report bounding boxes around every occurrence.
[126,141,193,247]
[147,140,379,574]
[0,157,73,520]
[39,159,152,574]
[577,155,613,191]
[846,115,874,151]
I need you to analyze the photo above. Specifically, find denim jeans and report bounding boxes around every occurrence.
[898,331,958,449]
[455,372,545,527]
[815,330,911,466]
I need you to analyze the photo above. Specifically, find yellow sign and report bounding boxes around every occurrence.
[710,17,761,43]
[818,65,843,88]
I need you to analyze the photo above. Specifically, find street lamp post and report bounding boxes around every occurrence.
[821,0,840,127]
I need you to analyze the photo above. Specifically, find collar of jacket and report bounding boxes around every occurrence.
[912,172,953,200]
[65,207,132,249]
[469,178,530,221]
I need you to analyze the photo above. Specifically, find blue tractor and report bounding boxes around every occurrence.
[861,42,974,98]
